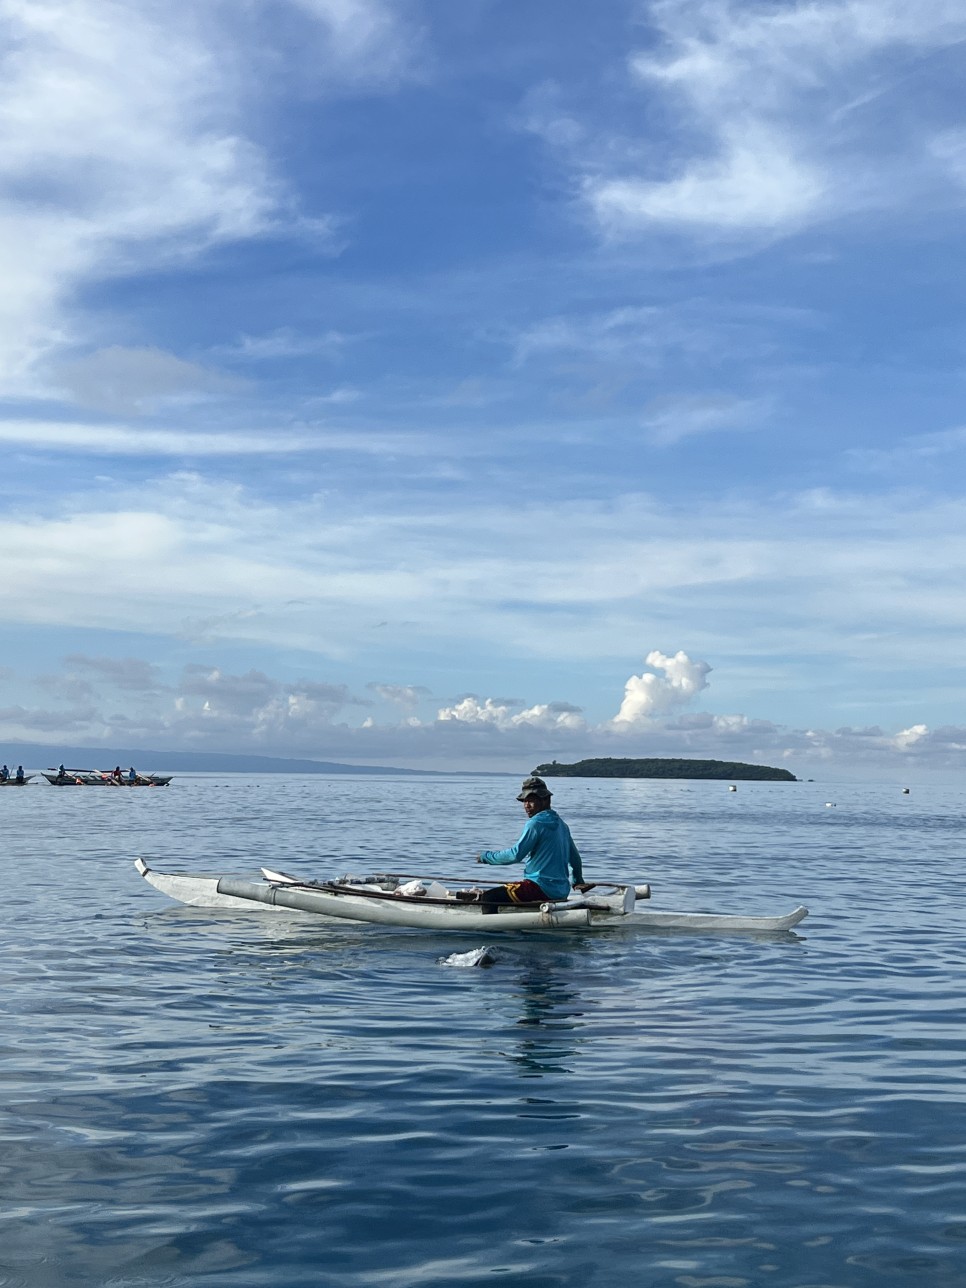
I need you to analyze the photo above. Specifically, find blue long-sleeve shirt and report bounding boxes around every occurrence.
[478,808,583,901]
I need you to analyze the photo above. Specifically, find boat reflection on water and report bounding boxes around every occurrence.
[504,950,588,1079]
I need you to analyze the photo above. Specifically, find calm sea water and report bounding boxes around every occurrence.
[2,773,965,1288]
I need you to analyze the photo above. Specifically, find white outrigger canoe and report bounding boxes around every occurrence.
[134,859,808,934]
[44,769,173,786]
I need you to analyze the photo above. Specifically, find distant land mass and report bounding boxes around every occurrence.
[2,743,506,777]
[535,757,797,782]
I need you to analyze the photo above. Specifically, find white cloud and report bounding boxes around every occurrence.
[287,0,422,85]
[591,126,826,233]
[0,420,437,457]
[55,346,244,415]
[641,393,768,445]
[930,128,966,191]
[167,665,366,745]
[573,0,966,239]
[2,648,965,777]
[437,696,516,725]
[436,696,586,732]
[219,329,353,361]
[0,0,421,400]
[1,474,966,676]
[612,650,712,726]
[0,1,282,392]
[847,425,966,473]
[510,300,815,379]
[513,306,664,366]
[894,723,928,749]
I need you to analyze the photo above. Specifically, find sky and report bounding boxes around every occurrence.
[2,0,966,780]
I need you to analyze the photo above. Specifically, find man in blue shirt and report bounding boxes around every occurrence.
[475,775,586,913]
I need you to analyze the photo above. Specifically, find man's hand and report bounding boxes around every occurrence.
[573,882,593,893]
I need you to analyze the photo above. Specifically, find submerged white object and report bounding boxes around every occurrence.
[438,946,496,967]
[135,860,807,934]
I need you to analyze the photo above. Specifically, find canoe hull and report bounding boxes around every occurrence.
[216,876,596,930]
[135,860,807,934]
[44,772,172,786]
[134,858,288,910]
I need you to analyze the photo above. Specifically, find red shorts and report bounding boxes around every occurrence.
[505,879,547,904]
[481,879,548,908]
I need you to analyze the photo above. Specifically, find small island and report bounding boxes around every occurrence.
[534,757,796,782]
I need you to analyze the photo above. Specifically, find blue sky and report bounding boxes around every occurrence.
[2,0,966,779]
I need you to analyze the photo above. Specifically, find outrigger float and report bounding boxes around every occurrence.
[135,859,808,933]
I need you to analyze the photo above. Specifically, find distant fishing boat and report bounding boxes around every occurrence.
[43,768,173,787]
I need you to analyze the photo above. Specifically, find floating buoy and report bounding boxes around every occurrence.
[728,784,737,791]
[825,802,835,808]
[902,787,910,794]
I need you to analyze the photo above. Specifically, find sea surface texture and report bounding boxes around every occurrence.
[2,773,965,1287]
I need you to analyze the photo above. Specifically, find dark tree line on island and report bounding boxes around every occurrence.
[533,758,797,782]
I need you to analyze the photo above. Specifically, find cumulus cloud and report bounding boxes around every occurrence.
[1,648,964,777]
[893,723,929,749]
[612,650,712,726]
[436,696,586,732]
[437,696,516,726]
[171,666,368,746]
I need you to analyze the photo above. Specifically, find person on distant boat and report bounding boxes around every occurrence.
[472,775,587,914]
[58,764,66,777]
[112,765,122,781]
[15,766,24,782]
[127,766,137,782]
[0,765,8,781]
